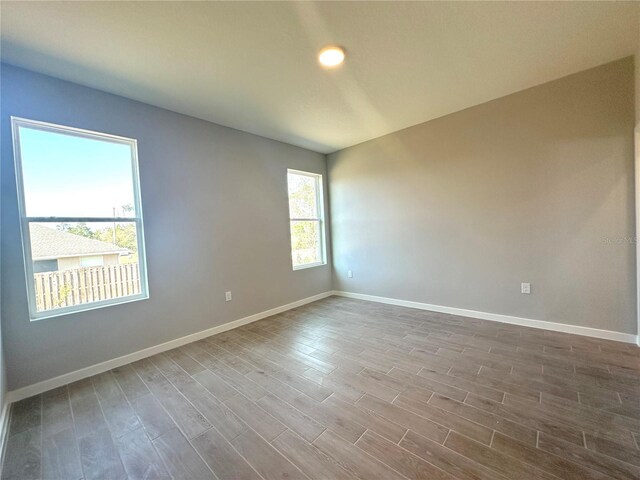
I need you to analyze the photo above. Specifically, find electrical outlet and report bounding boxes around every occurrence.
[521,283,531,294]
[225,291,232,301]
[347,270,353,278]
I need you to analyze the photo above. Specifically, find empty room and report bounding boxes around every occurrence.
[0,1,639,479]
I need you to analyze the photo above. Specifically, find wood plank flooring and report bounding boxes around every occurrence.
[2,296,639,479]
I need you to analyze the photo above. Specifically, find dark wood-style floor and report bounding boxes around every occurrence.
[2,296,639,479]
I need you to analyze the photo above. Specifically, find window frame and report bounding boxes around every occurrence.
[80,256,105,268]
[11,117,150,320]
[287,168,327,271]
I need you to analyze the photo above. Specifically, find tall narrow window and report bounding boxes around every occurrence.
[12,118,149,319]
[287,169,326,270]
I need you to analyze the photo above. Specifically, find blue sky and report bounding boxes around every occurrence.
[19,126,136,218]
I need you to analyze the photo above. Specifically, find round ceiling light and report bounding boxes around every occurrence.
[318,45,345,68]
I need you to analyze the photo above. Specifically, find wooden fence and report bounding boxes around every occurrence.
[34,263,141,311]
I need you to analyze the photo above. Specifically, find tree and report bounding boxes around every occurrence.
[121,203,134,215]
[95,224,138,252]
[56,204,138,252]
[58,222,96,239]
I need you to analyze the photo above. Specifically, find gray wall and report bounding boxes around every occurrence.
[637,4,640,125]
[329,58,636,335]
[636,7,639,340]
[0,147,4,414]
[1,64,332,390]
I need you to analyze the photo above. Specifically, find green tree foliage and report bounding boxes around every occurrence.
[95,224,138,252]
[288,175,317,218]
[58,222,94,238]
[56,284,72,307]
[56,204,138,252]
[290,221,320,264]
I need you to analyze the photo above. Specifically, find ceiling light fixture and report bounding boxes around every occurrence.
[318,45,345,68]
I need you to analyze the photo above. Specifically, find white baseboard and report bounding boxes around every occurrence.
[6,291,332,404]
[6,288,637,406]
[333,290,639,345]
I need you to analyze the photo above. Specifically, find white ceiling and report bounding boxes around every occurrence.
[1,1,638,154]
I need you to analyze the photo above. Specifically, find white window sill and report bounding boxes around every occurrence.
[293,262,327,271]
[30,293,149,321]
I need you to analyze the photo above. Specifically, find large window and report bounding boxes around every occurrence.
[287,169,326,270]
[12,118,149,319]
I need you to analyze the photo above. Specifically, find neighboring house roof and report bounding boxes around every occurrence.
[30,224,129,260]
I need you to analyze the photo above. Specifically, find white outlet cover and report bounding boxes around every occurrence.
[521,283,531,294]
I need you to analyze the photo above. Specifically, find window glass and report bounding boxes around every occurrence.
[287,173,318,219]
[19,127,136,218]
[287,170,325,269]
[13,118,148,319]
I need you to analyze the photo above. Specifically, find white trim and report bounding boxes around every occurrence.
[5,291,332,404]
[29,293,149,322]
[333,291,639,344]
[0,400,10,472]
[293,261,327,271]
